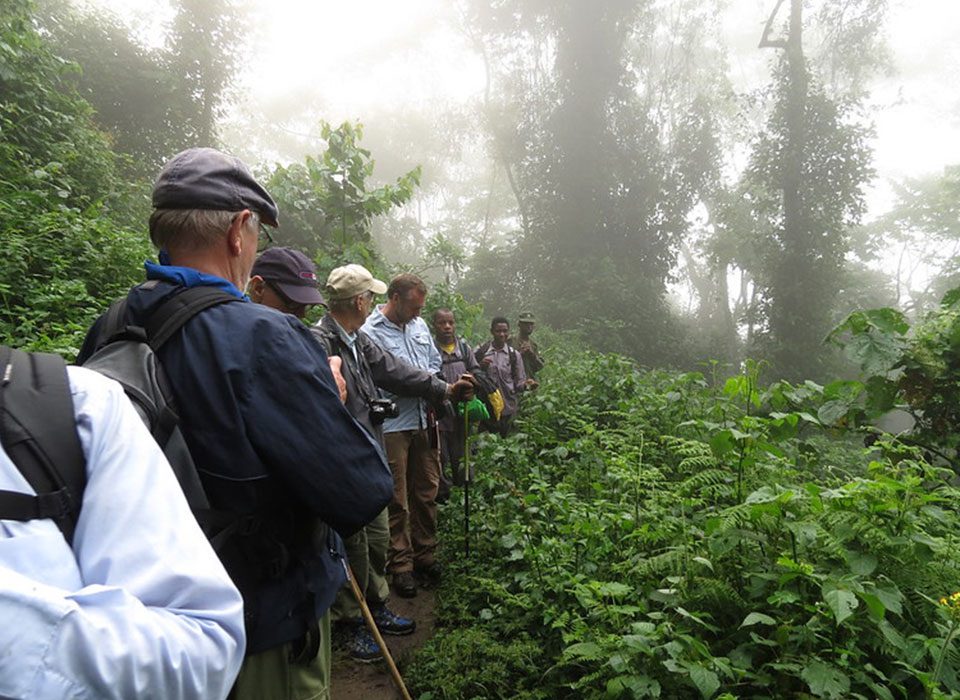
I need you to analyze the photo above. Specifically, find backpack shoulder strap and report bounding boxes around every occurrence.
[508,345,520,385]
[310,324,337,357]
[440,337,470,365]
[0,346,86,543]
[147,286,242,350]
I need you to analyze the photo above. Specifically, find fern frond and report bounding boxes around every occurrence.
[713,502,755,532]
[682,576,749,620]
[629,548,688,579]
[661,435,712,460]
[678,468,730,496]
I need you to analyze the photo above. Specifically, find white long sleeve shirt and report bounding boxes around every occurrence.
[0,366,245,700]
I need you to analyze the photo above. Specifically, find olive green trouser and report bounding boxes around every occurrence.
[229,612,331,700]
[330,506,391,621]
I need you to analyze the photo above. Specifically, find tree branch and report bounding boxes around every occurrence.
[758,0,789,49]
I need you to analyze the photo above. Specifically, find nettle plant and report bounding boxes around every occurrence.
[410,340,960,699]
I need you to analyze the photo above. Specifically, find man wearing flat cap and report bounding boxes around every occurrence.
[78,148,392,700]
[516,311,544,380]
[311,264,474,662]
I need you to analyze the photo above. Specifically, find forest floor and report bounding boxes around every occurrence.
[331,588,436,700]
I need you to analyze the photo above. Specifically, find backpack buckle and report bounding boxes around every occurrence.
[36,487,73,520]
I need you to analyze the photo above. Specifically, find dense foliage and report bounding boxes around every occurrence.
[0,0,151,356]
[36,0,241,179]
[827,287,960,466]
[268,122,417,252]
[410,322,960,698]
[742,61,873,381]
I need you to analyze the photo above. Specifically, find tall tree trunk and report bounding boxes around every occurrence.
[760,0,816,379]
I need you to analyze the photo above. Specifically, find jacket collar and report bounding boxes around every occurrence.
[144,260,247,300]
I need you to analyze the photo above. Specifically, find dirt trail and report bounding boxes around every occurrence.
[331,589,436,700]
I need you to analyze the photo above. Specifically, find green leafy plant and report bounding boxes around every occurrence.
[267,121,421,258]
[827,288,960,464]
[409,339,960,698]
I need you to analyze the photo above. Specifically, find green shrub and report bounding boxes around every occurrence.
[413,341,960,698]
[408,627,549,700]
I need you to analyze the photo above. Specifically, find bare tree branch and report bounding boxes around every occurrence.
[758,0,789,49]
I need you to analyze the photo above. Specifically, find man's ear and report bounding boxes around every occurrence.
[247,275,265,301]
[227,210,251,257]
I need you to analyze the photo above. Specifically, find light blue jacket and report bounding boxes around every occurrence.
[0,367,245,700]
[362,305,441,433]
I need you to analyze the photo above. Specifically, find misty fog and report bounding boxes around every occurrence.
[25,0,960,379]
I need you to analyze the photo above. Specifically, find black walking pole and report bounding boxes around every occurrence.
[463,407,471,558]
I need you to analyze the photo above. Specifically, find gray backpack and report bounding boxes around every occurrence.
[80,283,240,510]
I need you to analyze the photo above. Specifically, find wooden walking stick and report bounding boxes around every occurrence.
[346,563,413,700]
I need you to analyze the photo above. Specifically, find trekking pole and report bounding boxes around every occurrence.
[346,563,413,700]
[463,408,471,558]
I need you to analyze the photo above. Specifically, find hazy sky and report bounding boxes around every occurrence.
[98,0,960,215]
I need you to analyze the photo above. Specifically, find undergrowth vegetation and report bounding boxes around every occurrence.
[410,301,960,699]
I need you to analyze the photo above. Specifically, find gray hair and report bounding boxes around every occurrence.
[149,209,257,252]
[328,290,373,314]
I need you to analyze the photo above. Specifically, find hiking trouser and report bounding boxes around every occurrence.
[330,506,390,620]
[229,611,331,700]
[384,428,441,573]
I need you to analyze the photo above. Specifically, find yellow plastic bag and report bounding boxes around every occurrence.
[487,388,505,421]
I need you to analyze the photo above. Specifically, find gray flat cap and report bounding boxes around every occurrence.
[152,147,279,226]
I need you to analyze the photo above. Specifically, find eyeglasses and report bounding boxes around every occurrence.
[257,222,274,253]
[265,280,306,317]
[231,211,274,253]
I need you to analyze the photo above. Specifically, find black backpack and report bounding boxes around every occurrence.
[0,285,239,541]
[0,346,85,544]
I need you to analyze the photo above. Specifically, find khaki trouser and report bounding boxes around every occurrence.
[229,612,331,700]
[330,506,390,621]
[384,428,441,573]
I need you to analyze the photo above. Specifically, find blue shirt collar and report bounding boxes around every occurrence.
[368,304,403,331]
[144,260,248,300]
[331,317,357,348]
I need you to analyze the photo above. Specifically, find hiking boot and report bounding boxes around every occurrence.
[391,571,417,598]
[371,604,416,636]
[345,625,382,664]
[414,561,442,589]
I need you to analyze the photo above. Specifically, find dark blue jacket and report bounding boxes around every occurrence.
[78,269,392,654]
